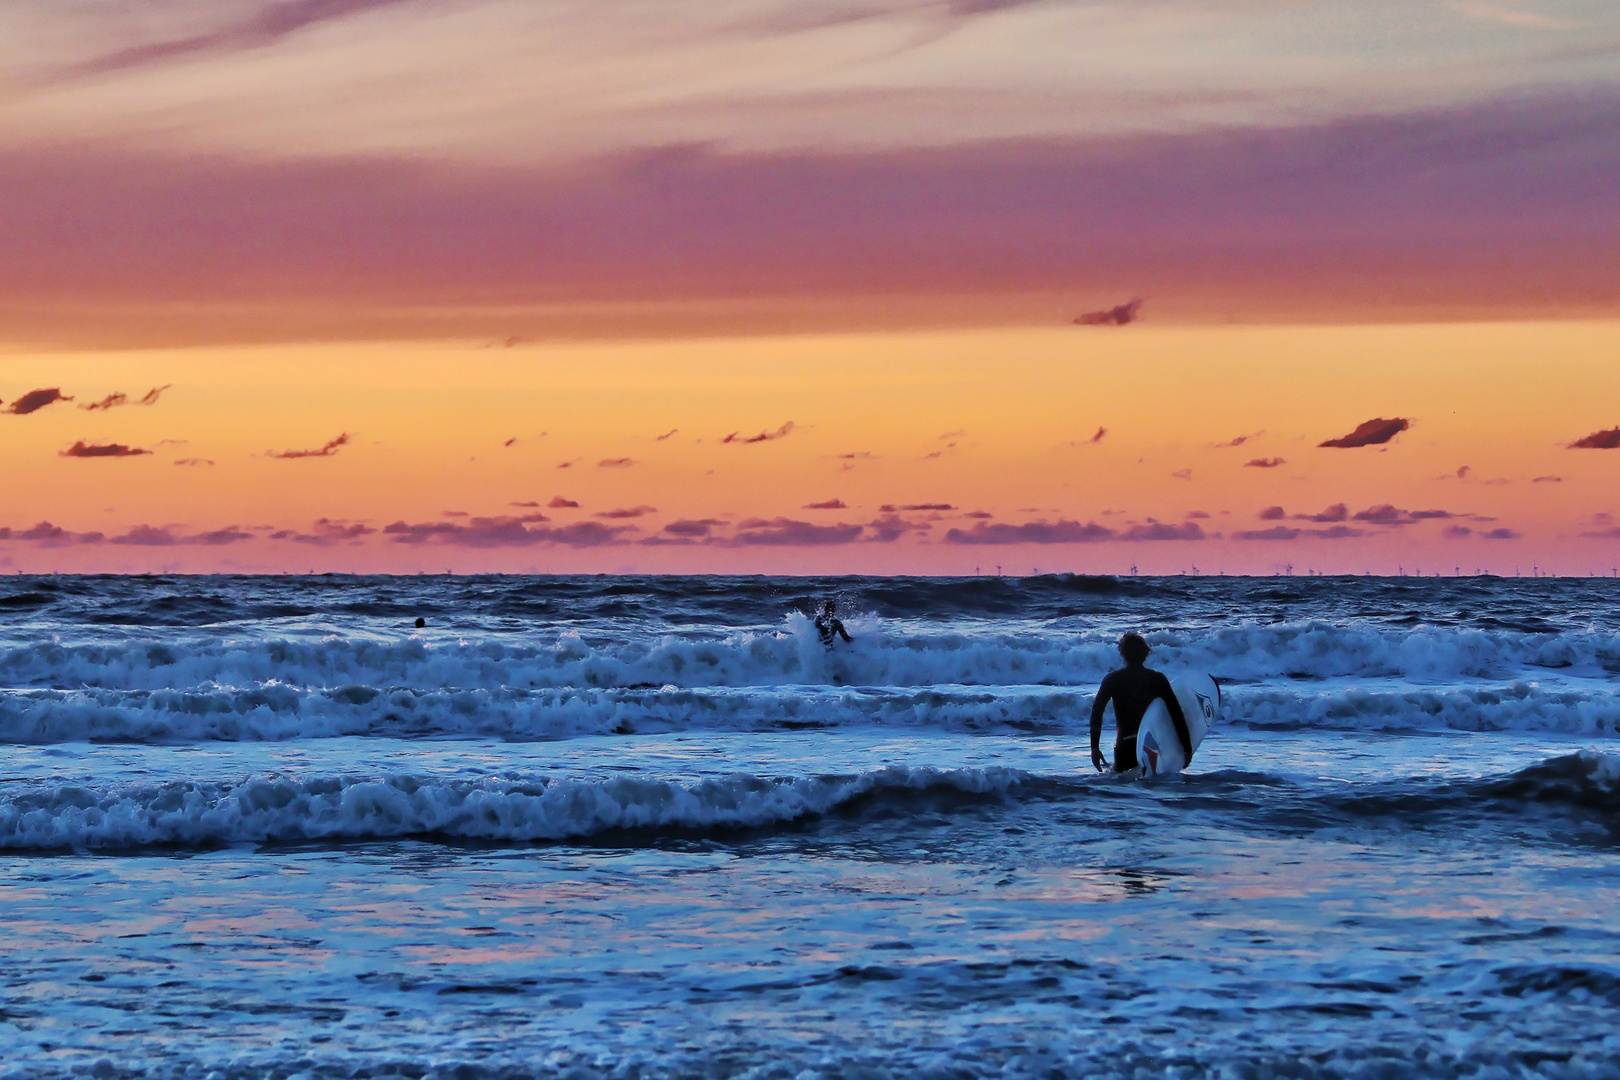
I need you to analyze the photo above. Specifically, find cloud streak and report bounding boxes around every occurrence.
[722,422,795,444]
[60,441,150,458]
[59,0,422,80]
[270,432,349,459]
[80,385,170,411]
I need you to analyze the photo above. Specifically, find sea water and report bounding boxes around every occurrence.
[0,574,1617,1078]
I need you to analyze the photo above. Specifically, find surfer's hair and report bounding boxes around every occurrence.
[1118,633,1150,664]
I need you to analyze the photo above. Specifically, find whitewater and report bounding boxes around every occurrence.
[1,573,1617,1078]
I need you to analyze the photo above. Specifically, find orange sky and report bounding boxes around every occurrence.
[5,322,1619,575]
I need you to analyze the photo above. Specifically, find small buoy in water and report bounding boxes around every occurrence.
[415,617,426,628]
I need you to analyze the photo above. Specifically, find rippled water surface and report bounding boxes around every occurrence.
[1,574,1617,1078]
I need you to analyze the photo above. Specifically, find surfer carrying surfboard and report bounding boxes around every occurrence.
[1090,633,1194,774]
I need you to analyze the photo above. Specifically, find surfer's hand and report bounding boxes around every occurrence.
[1091,748,1108,773]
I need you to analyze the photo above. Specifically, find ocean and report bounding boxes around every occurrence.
[1,573,1617,1079]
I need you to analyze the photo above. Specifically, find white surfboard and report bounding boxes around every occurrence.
[1135,673,1220,777]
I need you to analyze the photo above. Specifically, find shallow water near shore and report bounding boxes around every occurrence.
[2,574,1618,1078]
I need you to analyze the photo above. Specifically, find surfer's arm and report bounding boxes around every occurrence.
[1089,675,1114,769]
[833,618,852,643]
[1157,674,1194,760]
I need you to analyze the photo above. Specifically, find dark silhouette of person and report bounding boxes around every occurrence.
[814,599,852,650]
[414,617,426,628]
[1089,632,1192,773]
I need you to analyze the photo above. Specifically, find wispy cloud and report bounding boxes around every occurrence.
[79,385,170,411]
[722,421,795,444]
[595,505,657,519]
[803,498,847,509]
[173,457,214,467]
[1244,457,1286,468]
[548,496,580,508]
[270,432,349,459]
[60,0,423,79]
[1320,418,1411,448]
[597,458,636,468]
[1445,1,1574,29]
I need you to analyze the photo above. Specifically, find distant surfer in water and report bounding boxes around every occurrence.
[1090,632,1193,774]
[814,599,852,650]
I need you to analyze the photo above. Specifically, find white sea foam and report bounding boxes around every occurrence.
[3,616,1620,743]
[2,675,1617,744]
[5,619,1617,693]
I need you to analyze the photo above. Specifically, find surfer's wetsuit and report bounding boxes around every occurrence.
[815,612,852,650]
[1090,663,1193,773]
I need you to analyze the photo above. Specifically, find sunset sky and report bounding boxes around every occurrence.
[2,0,1618,574]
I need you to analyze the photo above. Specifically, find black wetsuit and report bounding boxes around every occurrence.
[815,614,851,650]
[1090,663,1192,772]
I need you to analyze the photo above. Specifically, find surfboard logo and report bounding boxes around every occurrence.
[1195,691,1214,720]
[1141,729,1160,774]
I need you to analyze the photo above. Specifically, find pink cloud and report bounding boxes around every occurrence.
[4,93,1618,342]
[944,520,1114,544]
[382,517,631,548]
[725,518,864,546]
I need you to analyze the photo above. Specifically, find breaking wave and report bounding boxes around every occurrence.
[2,619,1618,743]
[3,753,1614,852]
